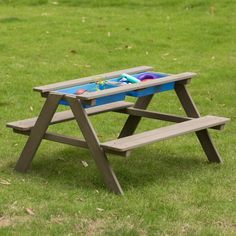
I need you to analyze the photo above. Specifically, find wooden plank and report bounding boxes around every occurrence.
[7,110,74,131]
[75,72,197,100]
[6,101,134,131]
[14,130,130,157]
[15,92,63,172]
[101,116,230,152]
[14,130,88,148]
[116,108,225,130]
[33,66,153,93]
[117,107,192,122]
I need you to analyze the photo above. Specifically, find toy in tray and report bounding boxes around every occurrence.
[137,72,161,81]
[123,72,175,97]
[120,73,140,83]
[75,72,168,95]
[74,79,121,95]
[75,89,87,95]
[118,72,163,84]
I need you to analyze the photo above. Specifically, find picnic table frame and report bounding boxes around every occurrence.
[7,66,229,195]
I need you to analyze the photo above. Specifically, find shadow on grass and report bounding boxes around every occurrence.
[6,144,208,193]
[0,17,23,23]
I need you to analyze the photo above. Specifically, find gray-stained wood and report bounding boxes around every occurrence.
[6,66,230,194]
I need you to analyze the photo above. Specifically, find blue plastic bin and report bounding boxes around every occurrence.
[56,72,175,107]
[57,82,125,107]
[126,72,174,97]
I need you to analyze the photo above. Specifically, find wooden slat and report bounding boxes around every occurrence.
[43,131,130,157]
[101,116,230,152]
[6,101,134,131]
[33,66,153,93]
[14,130,88,148]
[75,72,197,100]
[117,107,192,122]
[7,111,73,131]
[116,107,224,130]
[13,130,130,157]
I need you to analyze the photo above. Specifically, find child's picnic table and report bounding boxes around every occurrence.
[7,66,229,194]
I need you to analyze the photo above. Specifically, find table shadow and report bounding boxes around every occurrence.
[5,143,211,193]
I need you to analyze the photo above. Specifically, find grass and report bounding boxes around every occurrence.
[0,0,235,235]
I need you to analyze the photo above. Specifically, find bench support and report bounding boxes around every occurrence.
[15,93,63,172]
[118,94,154,138]
[66,96,124,195]
[175,83,223,163]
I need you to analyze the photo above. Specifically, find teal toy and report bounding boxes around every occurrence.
[121,73,140,83]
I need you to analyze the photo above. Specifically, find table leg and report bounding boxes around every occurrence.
[175,83,223,163]
[118,94,154,138]
[66,97,123,195]
[15,93,63,172]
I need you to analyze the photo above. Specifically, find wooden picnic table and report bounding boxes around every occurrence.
[7,66,230,195]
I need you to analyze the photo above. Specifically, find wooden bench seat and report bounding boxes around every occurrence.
[6,101,134,131]
[101,115,229,152]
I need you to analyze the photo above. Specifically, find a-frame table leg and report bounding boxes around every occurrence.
[175,83,223,163]
[66,97,124,195]
[15,92,63,172]
[118,94,154,138]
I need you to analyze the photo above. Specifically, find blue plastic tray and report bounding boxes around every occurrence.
[56,72,175,107]
[57,82,126,107]
[126,72,174,97]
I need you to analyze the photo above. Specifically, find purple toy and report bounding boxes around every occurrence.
[137,72,161,81]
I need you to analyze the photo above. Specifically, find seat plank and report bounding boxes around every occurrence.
[33,66,153,93]
[101,116,229,152]
[6,101,134,131]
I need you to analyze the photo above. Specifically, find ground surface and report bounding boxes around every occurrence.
[0,0,235,235]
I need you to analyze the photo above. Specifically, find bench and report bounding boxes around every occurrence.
[101,116,229,152]
[7,101,134,131]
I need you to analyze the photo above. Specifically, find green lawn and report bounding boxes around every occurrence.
[0,0,235,235]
